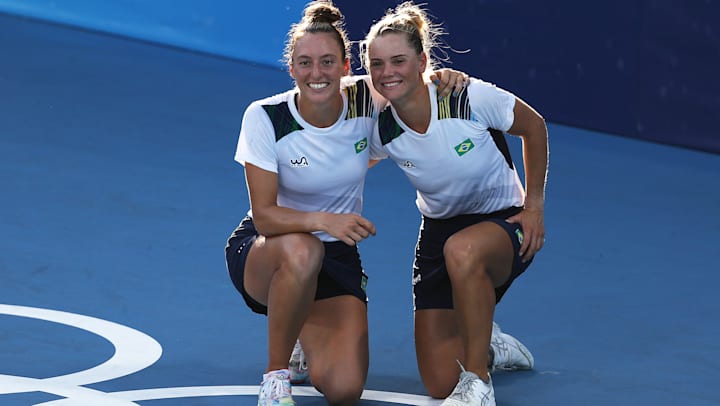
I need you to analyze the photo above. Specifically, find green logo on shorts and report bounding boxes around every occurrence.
[361,274,368,293]
[454,138,475,156]
[515,228,524,245]
[355,138,368,154]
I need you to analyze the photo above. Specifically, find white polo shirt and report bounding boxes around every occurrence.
[369,78,525,219]
[235,76,383,241]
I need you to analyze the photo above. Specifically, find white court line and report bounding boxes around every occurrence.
[1,304,441,405]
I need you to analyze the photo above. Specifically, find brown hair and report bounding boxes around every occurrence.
[283,1,351,67]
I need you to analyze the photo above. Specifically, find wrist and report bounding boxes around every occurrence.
[524,197,545,211]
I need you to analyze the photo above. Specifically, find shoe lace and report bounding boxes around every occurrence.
[448,372,476,402]
[447,361,476,402]
[448,360,493,405]
[260,374,291,401]
[491,335,509,363]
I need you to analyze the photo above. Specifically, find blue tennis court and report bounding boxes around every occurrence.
[1,13,719,405]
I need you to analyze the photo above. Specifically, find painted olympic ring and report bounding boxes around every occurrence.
[0,304,440,405]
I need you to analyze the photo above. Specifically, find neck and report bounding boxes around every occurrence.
[296,93,343,128]
[393,83,431,133]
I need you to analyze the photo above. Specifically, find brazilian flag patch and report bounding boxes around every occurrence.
[355,138,368,154]
[454,138,475,156]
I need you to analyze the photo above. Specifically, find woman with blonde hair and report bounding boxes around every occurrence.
[362,2,548,404]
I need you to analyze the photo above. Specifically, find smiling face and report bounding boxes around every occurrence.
[367,32,427,105]
[290,32,349,107]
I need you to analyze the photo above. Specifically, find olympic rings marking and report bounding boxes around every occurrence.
[0,304,441,405]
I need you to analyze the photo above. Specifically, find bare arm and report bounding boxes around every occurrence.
[506,97,549,261]
[245,163,376,245]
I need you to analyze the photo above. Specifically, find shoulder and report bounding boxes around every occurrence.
[247,88,294,112]
[377,106,403,145]
[244,89,291,119]
[243,89,302,142]
[342,75,384,119]
[464,78,516,130]
[466,78,515,100]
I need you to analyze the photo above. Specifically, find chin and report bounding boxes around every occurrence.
[380,89,401,102]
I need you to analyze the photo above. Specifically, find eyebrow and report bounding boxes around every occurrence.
[371,54,408,60]
[295,54,338,60]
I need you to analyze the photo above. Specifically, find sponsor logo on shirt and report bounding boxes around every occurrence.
[355,138,368,154]
[454,138,475,156]
[290,156,309,167]
[401,160,416,168]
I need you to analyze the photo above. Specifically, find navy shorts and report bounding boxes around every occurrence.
[225,217,369,315]
[413,206,532,310]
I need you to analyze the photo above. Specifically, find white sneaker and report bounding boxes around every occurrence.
[490,322,534,371]
[258,369,295,406]
[440,368,495,406]
[289,340,309,384]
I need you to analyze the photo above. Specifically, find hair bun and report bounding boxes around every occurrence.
[304,1,343,25]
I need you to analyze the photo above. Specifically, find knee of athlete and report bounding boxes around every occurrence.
[443,237,480,277]
[425,378,456,399]
[312,371,364,405]
[282,234,324,277]
[321,383,364,406]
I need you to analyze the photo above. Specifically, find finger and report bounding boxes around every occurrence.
[519,240,528,261]
[354,227,370,239]
[349,230,366,244]
[441,75,453,99]
[522,235,544,262]
[357,218,376,235]
[519,230,534,261]
[433,77,452,100]
[452,75,467,97]
[523,239,537,262]
[521,243,532,262]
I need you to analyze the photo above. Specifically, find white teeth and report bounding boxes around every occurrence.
[309,83,328,89]
[383,81,401,88]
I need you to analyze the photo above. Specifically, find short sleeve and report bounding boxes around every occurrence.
[467,79,516,132]
[234,102,278,173]
[368,123,389,160]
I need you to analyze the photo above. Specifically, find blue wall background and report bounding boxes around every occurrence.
[335,0,719,154]
[1,0,717,153]
[0,0,307,67]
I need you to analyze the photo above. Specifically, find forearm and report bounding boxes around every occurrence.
[522,119,548,211]
[252,206,328,237]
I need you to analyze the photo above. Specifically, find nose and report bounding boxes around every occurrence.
[311,62,322,78]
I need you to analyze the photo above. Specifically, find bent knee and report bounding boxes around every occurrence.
[443,234,480,268]
[311,371,365,405]
[279,233,324,273]
[323,386,364,406]
[425,382,457,399]
[424,377,456,399]
[418,359,461,399]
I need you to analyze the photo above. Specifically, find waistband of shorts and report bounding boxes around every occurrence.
[422,206,523,224]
